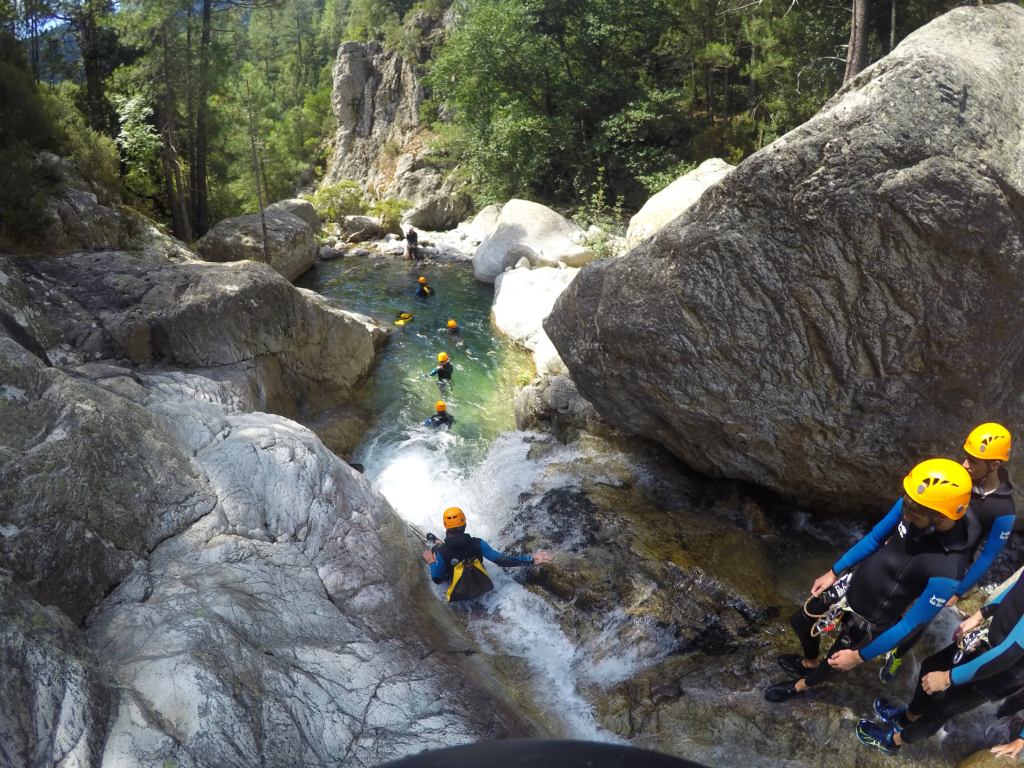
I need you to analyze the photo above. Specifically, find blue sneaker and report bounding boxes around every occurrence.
[878,651,903,683]
[873,697,906,730]
[857,719,899,755]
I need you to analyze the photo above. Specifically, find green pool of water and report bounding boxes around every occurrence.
[297,257,533,472]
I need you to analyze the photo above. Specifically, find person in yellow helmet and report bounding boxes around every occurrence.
[415,275,434,298]
[877,423,1015,683]
[419,351,453,392]
[424,400,455,429]
[422,507,552,602]
[765,459,978,703]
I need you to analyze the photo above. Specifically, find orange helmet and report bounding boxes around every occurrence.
[903,459,972,520]
[443,507,466,529]
[447,319,457,329]
[437,352,449,363]
[965,423,1011,462]
[418,277,426,284]
[435,400,446,412]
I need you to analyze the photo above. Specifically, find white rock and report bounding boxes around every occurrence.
[515,257,531,270]
[625,158,734,250]
[492,266,578,375]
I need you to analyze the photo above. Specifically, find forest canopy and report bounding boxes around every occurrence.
[4,0,1012,244]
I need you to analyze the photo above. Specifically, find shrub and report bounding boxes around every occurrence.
[371,197,413,232]
[306,182,367,224]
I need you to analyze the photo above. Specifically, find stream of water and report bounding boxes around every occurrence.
[299,257,636,739]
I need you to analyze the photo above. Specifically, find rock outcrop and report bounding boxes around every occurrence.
[322,12,472,231]
[197,208,319,281]
[266,198,321,232]
[546,4,1024,514]
[492,266,577,375]
[625,159,734,250]
[474,201,592,283]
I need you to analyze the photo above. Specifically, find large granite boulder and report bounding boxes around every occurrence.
[197,209,318,281]
[474,201,591,283]
[266,198,321,232]
[625,159,734,250]
[392,154,473,231]
[546,4,1024,515]
[493,266,577,375]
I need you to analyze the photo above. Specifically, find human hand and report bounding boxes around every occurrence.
[828,649,863,671]
[946,594,960,607]
[991,739,1024,758]
[422,549,436,564]
[922,670,952,695]
[811,570,837,597]
[532,551,553,564]
[953,611,984,643]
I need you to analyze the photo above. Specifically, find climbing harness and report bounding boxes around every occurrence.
[954,618,991,664]
[804,573,853,637]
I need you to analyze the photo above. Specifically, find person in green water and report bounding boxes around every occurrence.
[416,276,434,298]
[423,507,552,602]
[424,400,455,429]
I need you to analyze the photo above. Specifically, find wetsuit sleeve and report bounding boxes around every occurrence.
[981,579,1019,619]
[429,557,448,584]
[957,515,1016,596]
[951,624,1024,685]
[479,540,533,568]
[424,418,432,425]
[832,499,904,575]
[858,576,959,660]
[429,367,438,376]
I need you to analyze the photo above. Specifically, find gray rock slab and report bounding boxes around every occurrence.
[198,209,318,282]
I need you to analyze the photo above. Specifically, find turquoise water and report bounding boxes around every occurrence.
[297,257,533,503]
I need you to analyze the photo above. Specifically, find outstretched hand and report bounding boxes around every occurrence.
[953,611,984,643]
[828,649,863,671]
[811,570,837,597]
[991,739,1024,759]
[532,551,553,564]
[422,549,436,564]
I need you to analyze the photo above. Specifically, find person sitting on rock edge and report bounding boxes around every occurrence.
[764,459,978,703]
[878,423,1015,684]
[857,567,1024,755]
[424,400,455,429]
[424,352,452,391]
[416,276,434,298]
[422,507,552,602]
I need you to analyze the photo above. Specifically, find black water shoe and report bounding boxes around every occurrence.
[764,679,803,702]
[777,654,816,677]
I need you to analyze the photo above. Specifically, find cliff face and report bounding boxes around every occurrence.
[322,10,472,230]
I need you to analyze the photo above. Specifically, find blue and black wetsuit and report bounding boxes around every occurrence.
[900,573,1024,743]
[416,282,434,298]
[430,531,534,601]
[428,361,453,389]
[790,499,977,687]
[892,468,1016,658]
[424,412,455,429]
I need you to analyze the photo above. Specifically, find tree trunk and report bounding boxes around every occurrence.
[186,5,197,233]
[194,0,212,237]
[844,0,870,83]
[161,26,192,244]
[80,0,106,131]
[890,0,897,51]
[706,68,715,119]
[748,45,758,112]
[245,76,269,264]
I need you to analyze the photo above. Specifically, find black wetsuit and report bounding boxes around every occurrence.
[902,574,1024,743]
[406,230,419,259]
[430,361,453,382]
[416,283,434,298]
[893,469,1016,657]
[424,412,455,428]
[789,500,976,687]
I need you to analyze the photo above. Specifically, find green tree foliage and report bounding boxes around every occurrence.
[307,181,368,223]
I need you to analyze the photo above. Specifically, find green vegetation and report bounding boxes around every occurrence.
[308,181,368,224]
[3,0,1011,249]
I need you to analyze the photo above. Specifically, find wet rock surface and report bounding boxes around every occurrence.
[546,5,1024,515]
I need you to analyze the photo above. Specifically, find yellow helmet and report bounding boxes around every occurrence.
[443,507,466,529]
[965,423,1011,462]
[447,319,457,329]
[902,459,972,520]
[418,277,426,284]
[435,400,446,412]
[437,352,449,363]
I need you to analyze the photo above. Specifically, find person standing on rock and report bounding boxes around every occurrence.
[422,507,552,602]
[415,276,434,298]
[405,228,420,260]
[420,352,452,392]
[857,569,1024,755]
[764,459,977,702]
[424,400,455,429]
[878,424,1015,683]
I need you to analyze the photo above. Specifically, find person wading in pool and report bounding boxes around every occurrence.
[422,507,552,602]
